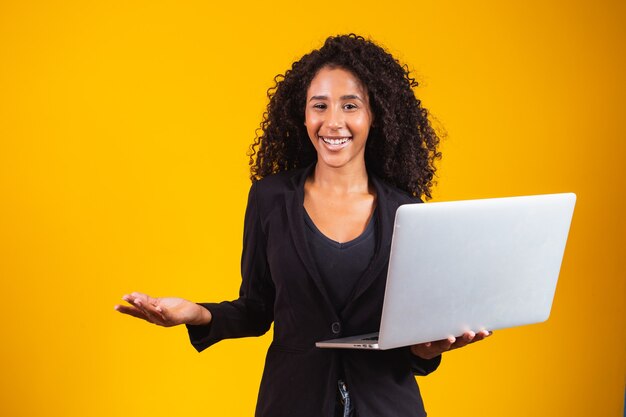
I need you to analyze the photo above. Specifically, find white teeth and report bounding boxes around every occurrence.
[321,136,350,145]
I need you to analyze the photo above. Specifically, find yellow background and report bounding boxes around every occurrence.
[1,1,624,416]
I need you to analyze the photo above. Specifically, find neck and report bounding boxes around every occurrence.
[309,162,369,194]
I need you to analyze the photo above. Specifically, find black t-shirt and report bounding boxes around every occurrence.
[303,208,377,312]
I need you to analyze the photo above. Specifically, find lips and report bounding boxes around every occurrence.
[319,136,352,146]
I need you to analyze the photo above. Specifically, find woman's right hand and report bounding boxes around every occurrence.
[114,292,212,327]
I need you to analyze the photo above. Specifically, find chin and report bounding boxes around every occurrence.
[317,155,364,170]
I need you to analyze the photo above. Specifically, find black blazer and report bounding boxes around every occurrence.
[187,165,441,417]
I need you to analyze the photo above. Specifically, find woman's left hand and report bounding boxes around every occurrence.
[410,330,492,359]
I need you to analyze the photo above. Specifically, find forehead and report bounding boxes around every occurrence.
[306,66,367,97]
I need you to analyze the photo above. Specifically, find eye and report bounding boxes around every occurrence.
[344,103,358,110]
[313,103,327,110]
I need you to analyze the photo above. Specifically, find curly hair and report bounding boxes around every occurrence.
[249,34,442,199]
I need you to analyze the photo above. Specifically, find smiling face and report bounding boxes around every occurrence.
[305,66,373,172]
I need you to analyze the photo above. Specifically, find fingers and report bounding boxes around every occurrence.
[410,343,438,359]
[117,293,168,325]
[450,331,475,350]
[428,337,455,355]
[472,330,491,342]
[412,329,494,359]
[135,300,167,325]
[448,330,493,351]
[439,336,456,351]
[411,336,456,359]
[427,337,455,354]
[114,304,149,321]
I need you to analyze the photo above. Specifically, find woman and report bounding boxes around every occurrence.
[115,34,490,417]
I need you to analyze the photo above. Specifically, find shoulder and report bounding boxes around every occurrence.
[371,174,423,206]
[246,167,308,214]
[252,167,306,197]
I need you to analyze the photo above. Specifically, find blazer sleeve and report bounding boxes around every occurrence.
[186,181,276,352]
[408,350,442,376]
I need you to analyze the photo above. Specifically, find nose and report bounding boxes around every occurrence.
[326,106,344,130]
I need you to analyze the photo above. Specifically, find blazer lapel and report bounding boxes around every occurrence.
[284,165,338,318]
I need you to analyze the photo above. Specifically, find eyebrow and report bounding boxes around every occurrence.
[309,94,364,102]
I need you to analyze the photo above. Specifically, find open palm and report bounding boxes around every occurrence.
[115,292,211,327]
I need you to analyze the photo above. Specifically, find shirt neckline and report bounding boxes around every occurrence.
[303,207,377,249]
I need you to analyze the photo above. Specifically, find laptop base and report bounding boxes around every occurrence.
[316,332,380,349]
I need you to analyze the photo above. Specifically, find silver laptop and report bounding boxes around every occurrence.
[316,193,576,350]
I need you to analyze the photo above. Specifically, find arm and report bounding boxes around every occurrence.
[185,181,276,351]
[408,350,442,376]
[115,182,276,352]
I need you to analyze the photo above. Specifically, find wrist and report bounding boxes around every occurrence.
[190,304,212,325]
